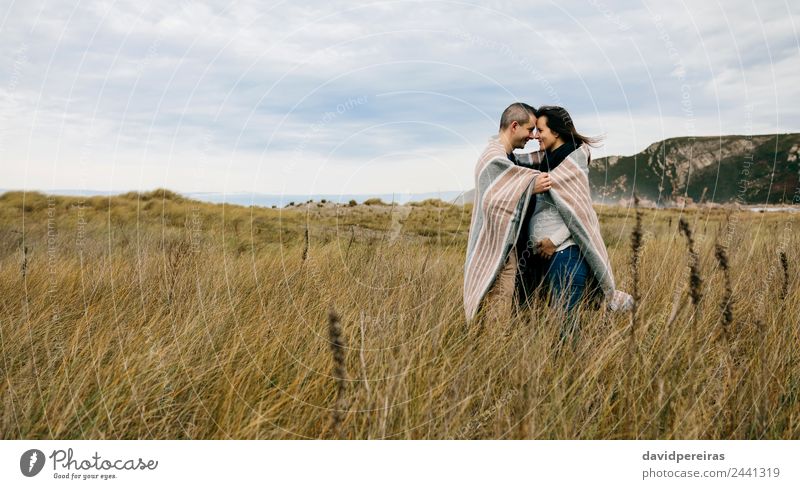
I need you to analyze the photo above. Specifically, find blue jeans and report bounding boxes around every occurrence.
[543,245,589,340]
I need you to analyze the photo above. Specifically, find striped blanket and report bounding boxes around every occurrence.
[463,136,633,322]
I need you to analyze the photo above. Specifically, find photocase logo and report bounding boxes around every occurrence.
[20,449,45,477]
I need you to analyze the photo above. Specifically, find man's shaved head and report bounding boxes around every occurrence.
[499,102,536,130]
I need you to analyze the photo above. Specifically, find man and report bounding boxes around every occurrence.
[463,103,550,325]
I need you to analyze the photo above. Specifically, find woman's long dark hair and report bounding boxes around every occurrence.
[534,105,602,148]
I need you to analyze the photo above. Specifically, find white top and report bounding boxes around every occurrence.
[528,192,574,252]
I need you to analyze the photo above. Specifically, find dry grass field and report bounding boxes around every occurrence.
[0,189,797,439]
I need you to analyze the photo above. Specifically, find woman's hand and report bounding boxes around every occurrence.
[537,238,556,258]
[533,173,551,194]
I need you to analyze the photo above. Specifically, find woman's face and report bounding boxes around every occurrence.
[534,115,561,151]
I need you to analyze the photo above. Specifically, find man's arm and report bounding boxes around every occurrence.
[516,150,546,169]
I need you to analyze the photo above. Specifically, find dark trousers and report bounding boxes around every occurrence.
[517,244,590,343]
[544,245,589,342]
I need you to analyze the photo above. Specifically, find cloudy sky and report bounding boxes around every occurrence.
[1,0,798,196]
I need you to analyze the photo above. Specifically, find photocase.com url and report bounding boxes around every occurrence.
[643,467,781,480]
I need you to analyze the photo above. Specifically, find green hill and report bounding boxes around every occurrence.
[590,133,800,205]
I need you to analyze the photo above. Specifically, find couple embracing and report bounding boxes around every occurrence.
[463,103,633,339]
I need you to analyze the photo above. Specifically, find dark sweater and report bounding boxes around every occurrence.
[541,138,580,172]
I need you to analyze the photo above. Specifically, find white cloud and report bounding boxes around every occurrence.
[1,0,798,194]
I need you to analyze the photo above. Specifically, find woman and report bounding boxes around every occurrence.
[518,106,632,340]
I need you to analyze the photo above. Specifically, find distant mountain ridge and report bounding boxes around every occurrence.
[590,133,800,205]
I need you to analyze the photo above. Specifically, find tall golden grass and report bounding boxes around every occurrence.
[0,190,797,439]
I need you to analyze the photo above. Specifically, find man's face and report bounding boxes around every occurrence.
[512,116,537,149]
[534,115,558,151]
